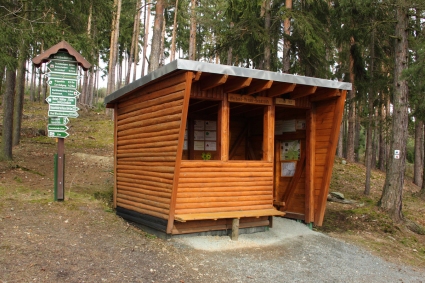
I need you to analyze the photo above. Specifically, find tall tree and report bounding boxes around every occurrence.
[282,0,292,73]
[107,0,122,95]
[125,0,141,85]
[188,0,197,60]
[262,0,271,70]
[149,0,165,73]
[380,1,409,222]
[141,0,151,77]
[170,0,179,61]
[1,67,16,161]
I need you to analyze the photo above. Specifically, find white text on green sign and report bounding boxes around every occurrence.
[48,78,77,89]
[48,110,79,118]
[50,87,80,97]
[49,52,77,62]
[49,105,79,112]
[48,125,69,131]
[46,72,79,80]
[48,130,69,138]
[48,117,69,125]
[47,61,78,74]
[46,96,76,106]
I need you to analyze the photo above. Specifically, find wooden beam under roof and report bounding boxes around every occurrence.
[267,82,296,97]
[188,101,219,115]
[244,80,273,95]
[200,74,228,90]
[310,88,341,102]
[193,71,202,81]
[223,77,252,93]
[290,85,317,99]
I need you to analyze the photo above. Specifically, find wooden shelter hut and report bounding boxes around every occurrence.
[105,60,351,236]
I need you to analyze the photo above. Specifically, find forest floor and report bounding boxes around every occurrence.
[0,100,425,282]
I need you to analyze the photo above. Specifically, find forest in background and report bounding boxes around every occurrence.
[1,0,425,231]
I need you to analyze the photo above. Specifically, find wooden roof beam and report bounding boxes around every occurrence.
[290,85,317,99]
[223,77,252,93]
[267,82,296,97]
[244,80,273,95]
[310,88,341,102]
[192,71,202,81]
[200,74,228,90]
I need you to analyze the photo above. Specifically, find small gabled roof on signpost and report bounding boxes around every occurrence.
[32,40,91,70]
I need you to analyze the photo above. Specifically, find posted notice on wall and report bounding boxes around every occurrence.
[280,140,300,160]
[281,161,296,177]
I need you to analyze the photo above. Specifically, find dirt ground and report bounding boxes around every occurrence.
[1,102,425,282]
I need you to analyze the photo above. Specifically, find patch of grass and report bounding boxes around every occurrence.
[93,188,113,207]
[13,176,22,183]
[144,233,157,239]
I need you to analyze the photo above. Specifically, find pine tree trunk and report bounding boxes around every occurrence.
[125,0,140,85]
[354,102,361,162]
[364,96,374,195]
[170,0,179,62]
[159,17,166,67]
[141,0,151,77]
[371,124,377,170]
[41,65,47,102]
[82,70,89,105]
[337,121,343,158]
[148,0,165,73]
[421,129,425,198]
[188,0,196,60]
[1,68,16,160]
[380,4,408,223]
[0,66,4,95]
[107,0,122,95]
[132,1,141,82]
[263,0,271,71]
[30,64,36,102]
[282,0,292,73]
[13,55,26,146]
[347,37,356,163]
[227,22,234,65]
[365,22,376,194]
[37,67,42,102]
[413,120,424,187]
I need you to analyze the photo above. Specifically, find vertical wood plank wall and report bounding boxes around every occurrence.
[175,161,274,214]
[114,72,188,220]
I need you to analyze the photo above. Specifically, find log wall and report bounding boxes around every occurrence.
[115,72,188,220]
[313,100,336,214]
[175,161,274,214]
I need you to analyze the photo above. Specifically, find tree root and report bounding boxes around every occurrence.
[405,219,425,235]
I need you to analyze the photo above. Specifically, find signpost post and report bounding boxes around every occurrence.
[32,41,91,201]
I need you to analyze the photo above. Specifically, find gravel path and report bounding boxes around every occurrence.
[171,218,425,283]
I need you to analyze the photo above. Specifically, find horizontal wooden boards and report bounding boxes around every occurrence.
[175,161,275,214]
[175,209,284,222]
[115,72,188,220]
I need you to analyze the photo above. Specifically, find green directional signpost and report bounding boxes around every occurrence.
[50,87,80,98]
[32,41,91,202]
[48,78,78,89]
[47,61,78,74]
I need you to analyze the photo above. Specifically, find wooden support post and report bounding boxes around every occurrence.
[263,104,275,162]
[219,93,229,161]
[231,218,239,240]
[113,104,118,208]
[305,105,316,223]
[56,138,65,201]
